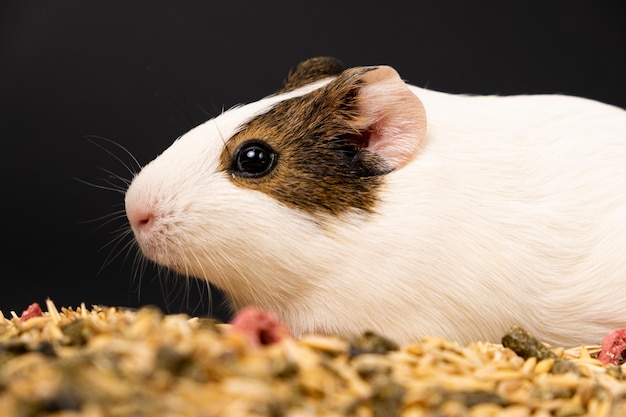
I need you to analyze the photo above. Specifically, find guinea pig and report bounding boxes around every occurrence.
[125,56,626,347]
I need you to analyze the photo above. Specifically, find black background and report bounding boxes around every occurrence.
[1,1,625,321]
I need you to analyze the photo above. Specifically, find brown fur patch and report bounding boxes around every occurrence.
[219,67,391,216]
[279,57,346,93]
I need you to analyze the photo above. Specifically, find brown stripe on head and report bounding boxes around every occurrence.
[219,62,427,217]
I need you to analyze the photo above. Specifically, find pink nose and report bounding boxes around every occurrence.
[126,204,155,232]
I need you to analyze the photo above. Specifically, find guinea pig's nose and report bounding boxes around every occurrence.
[126,205,155,232]
[129,208,154,231]
[124,185,155,232]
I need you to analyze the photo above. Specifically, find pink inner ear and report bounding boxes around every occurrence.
[354,67,427,169]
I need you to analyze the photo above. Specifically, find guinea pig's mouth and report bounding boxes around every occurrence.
[133,236,170,267]
[131,226,205,278]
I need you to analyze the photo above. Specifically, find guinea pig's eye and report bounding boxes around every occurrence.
[232,140,278,178]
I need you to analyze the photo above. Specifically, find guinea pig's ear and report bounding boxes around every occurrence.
[351,66,427,170]
[279,56,345,93]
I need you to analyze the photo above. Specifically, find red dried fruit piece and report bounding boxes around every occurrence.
[598,328,626,366]
[20,302,43,322]
[228,307,292,347]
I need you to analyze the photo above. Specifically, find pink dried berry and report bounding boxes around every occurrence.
[20,303,43,322]
[228,307,292,347]
[598,328,626,366]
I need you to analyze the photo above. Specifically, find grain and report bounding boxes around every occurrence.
[1,301,625,416]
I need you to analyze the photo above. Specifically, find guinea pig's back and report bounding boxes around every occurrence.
[341,89,626,344]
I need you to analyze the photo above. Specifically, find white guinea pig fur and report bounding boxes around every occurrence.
[125,56,626,347]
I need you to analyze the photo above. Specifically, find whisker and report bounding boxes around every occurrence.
[158,269,182,314]
[99,166,131,182]
[96,229,136,275]
[185,251,213,316]
[73,176,126,194]
[191,278,210,316]
[83,135,142,174]
[77,134,146,295]
[98,167,132,189]
[76,209,126,226]
[213,118,232,160]
[130,253,146,302]
[213,118,227,146]
[77,210,125,224]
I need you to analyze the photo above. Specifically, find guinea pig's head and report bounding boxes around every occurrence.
[124,57,426,308]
